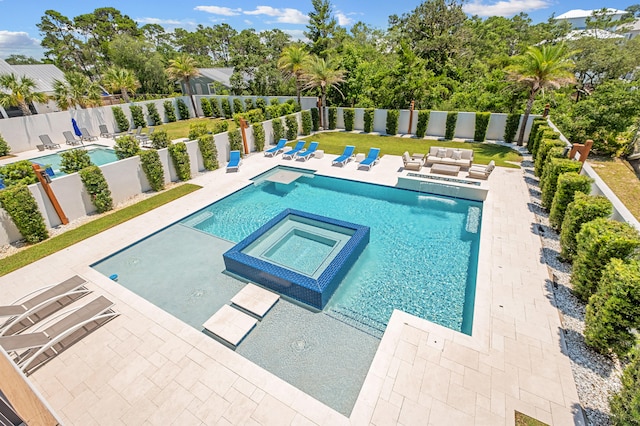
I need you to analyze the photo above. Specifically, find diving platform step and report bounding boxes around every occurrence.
[264,170,304,184]
[231,283,280,318]
[202,305,257,347]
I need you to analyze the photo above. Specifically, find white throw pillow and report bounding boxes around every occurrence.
[452,150,462,160]
[436,148,447,158]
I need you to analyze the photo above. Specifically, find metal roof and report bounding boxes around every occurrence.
[197,67,235,87]
[555,8,628,20]
[10,64,65,93]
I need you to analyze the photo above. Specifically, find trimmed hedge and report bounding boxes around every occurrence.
[213,121,229,134]
[584,258,640,357]
[343,108,355,131]
[113,135,141,160]
[328,107,337,130]
[572,218,640,301]
[210,98,221,118]
[474,112,490,142]
[112,106,130,132]
[60,148,92,174]
[244,98,254,111]
[150,130,170,149]
[310,107,319,131]
[168,142,191,181]
[610,346,640,423]
[233,98,244,114]
[301,110,312,136]
[272,118,284,142]
[146,103,162,126]
[163,100,177,123]
[386,110,399,135]
[265,105,279,120]
[531,127,559,160]
[527,118,547,154]
[197,134,219,171]
[256,98,267,112]
[79,166,113,213]
[221,98,232,118]
[0,185,48,243]
[130,105,145,128]
[445,112,457,140]
[201,98,212,117]
[534,138,566,177]
[0,160,37,187]
[188,123,209,140]
[364,109,374,133]
[503,113,520,143]
[549,172,593,230]
[0,133,10,157]
[253,122,265,152]
[416,110,430,138]
[228,129,243,153]
[176,99,190,120]
[540,158,582,209]
[139,150,165,191]
[285,115,298,140]
[560,193,613,261]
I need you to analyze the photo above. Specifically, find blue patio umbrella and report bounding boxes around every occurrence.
[71,118,82,137]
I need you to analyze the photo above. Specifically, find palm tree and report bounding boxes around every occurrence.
[53,71,102,110]
[302,55,345,129]
[507,43,575,146]
[0,73,47,116]
[166,54,201,116]
[278,44,309,106]
[102,67,140,103]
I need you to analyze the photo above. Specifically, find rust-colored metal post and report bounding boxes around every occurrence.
[32,164,68,225]
[568,139,593,165]
[408,100,415,134]
[543,104,550,118]
[239,117,249,155]
[317,97,323,129]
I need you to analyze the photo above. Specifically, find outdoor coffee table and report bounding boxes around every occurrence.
[430,163,461,176]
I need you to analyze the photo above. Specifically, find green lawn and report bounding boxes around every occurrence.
[148,117,236,140]
[588,157,640,221]
[0,184,201,277]
[286,132,522,168]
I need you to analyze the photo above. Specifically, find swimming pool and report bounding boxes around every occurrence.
[30,145,118,177]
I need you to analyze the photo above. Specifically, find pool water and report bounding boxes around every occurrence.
[265,230,336,274]
[30,145,118,177]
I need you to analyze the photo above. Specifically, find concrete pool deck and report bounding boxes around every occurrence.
[0,150,582,425]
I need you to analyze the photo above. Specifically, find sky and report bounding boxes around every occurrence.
[0,0,637,59]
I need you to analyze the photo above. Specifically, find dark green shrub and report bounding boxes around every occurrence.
[285,114,298,140]
[328,107,337,130]
[534,138,566,177]
[560,193,613,261]
[532,128,559,160]
[527,118,547,154]
[0,161,37,187]
[503,113,520,143]
[287,98,300,112]
[146,103,162,126]
[130,105,145,128]
[253,123,265,152]
[176,99,190,120]
[256,98,267,112]
[272,118,284,142]
[610,345,640,423]
[150,130,170,149]
[228,129,243,153]
[201,98,212,117]
[139,150,164,191]
[416,110,430,138]
[163,100,177,123]
[188,123,209,140]
[0,185,48,243]
[233,98,244,114]
[0,133,10,157]
[474,112,490,142]
[112,106,130,132]
[246,108,264,124]
[572,218,640,301]
[386,110,399,135]
[210,98,221,118]
[270,98,279,106]
[168,142,191,181]
[343,108,355,131]
[197,134,219,171]
[278,102,295,117]
[301,110,312,136]
[540,158,582,209]
[113,135,141,160]
[244,98,254,111]
[213,121,229,134]
[265,104,279,120]
[79,166,113,213]
[221,98,232,118]
[549,173,593,230]
[584,258,640,357]
[364,109,375,133]
[60,148,92,174]
[310,107,319,131]
[444,112,457,140]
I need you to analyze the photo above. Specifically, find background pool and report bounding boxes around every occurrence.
[31,145,118,177]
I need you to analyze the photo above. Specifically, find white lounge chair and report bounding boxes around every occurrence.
[468,160,495,179]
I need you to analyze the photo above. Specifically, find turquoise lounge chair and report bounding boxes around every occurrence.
[296,141,319,161]
[264,139,287,157]
[282,141,306,160]
[332,145,355,166]
[227,150,241,172]
[359,147,380,170]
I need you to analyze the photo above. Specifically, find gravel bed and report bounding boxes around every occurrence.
[521,155,622,426]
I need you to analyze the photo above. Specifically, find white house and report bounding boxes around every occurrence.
[554,8,628,30]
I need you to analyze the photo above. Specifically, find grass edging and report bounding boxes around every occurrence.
[0,183,201,277]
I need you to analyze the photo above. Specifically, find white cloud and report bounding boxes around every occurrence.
[244,6,308,24]
[336,12,353,26]
[135,17,195,26]
[463,0,550,17]
[194,5,241,16]
[281,29,309,42]
[244,19,253,25]
[0,31,42,58]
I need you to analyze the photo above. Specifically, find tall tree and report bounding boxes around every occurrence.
[52,71,101,110]
[303,55,345,128]
[507,43,575,145]
[278,44,310,105]
[4,55,42,65]
[37,10,87,73]
[166,54,201,114]
[102,67,140,102]
[305,0,339,57]
[109,35,169,94]
[0,74,48,116]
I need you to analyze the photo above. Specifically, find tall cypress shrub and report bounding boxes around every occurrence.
[444,112,457,140]
[364,109,375,133]
[79,166,113,213]
[0,185,48,243]
[474,112,490,142]
[140,150,165,191]
[343,108,355,131]
[130,105,145,128]
[112,106,130,132]
[416,110,430,138]
[611,346,640,423]
[272,118,284,142]
[559,193,612,261]
[310,108,319,131]
[221,98,232,118]
[176,99,190,120]
[201,98,212,117]
[210,98,221,118]
[503,113,520,143]
[197,134,219,171]
[301,110,312,135]
[163,100,177,123]
[549,173,593,230]
[328,107,337,130]
[228,129,243,153]
[386,110,399,135]
[253,123,265,152]
[146,103,162,126]
[285,115,298,140]
[168,142,191,180]
[540,159,582,209]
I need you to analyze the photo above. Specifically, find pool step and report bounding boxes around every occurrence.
[326,307,386,339]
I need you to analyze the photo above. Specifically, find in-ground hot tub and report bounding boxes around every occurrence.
[223,209,370,309]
